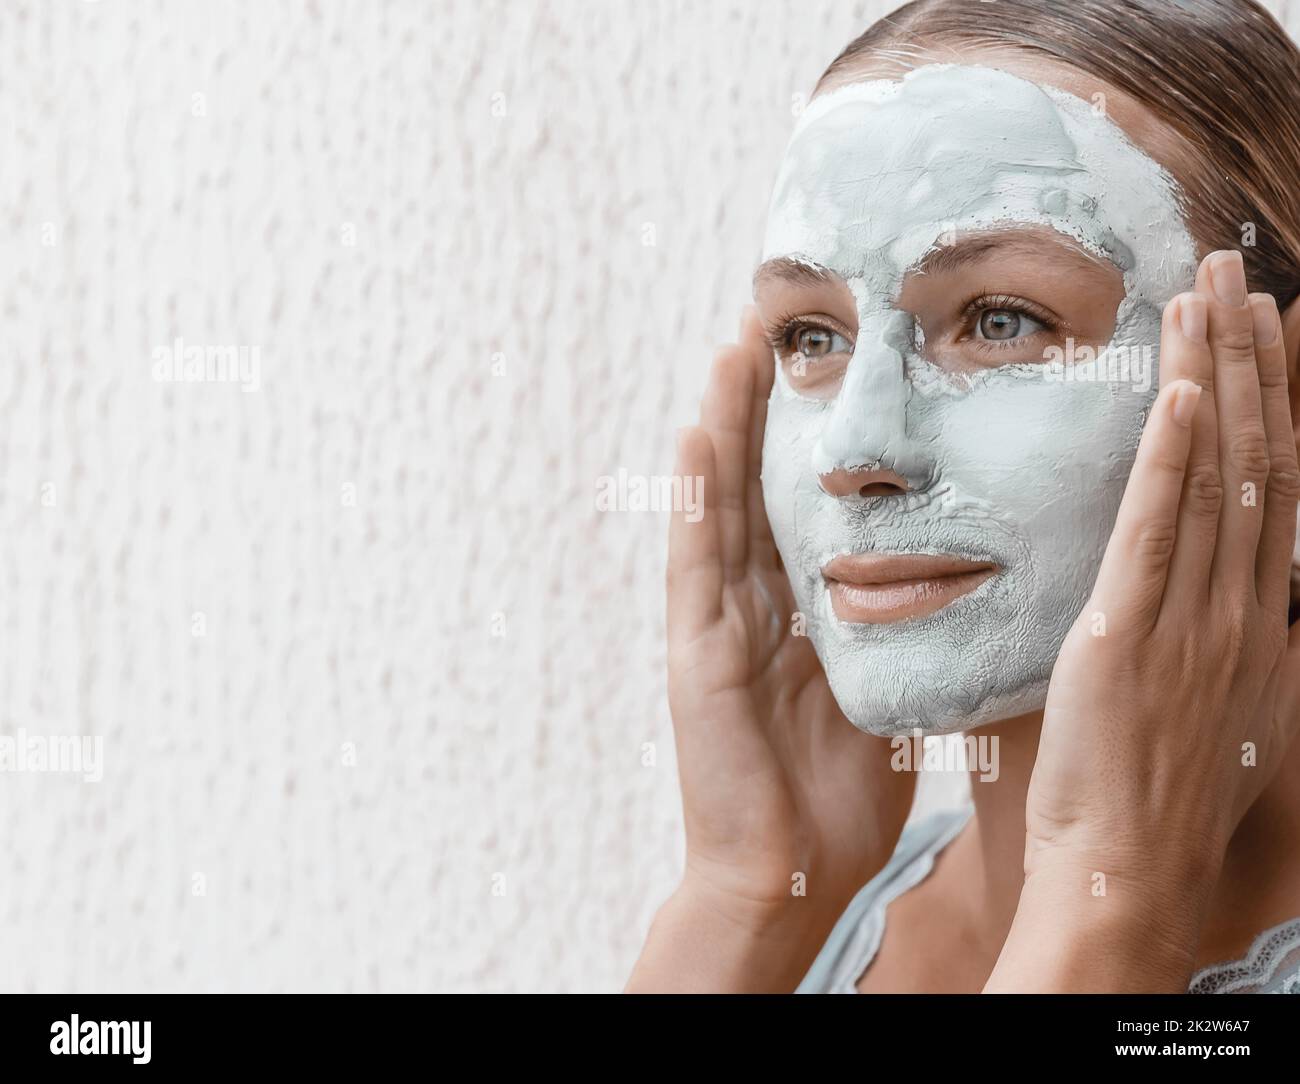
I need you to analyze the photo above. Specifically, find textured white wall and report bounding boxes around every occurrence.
[2,0,1297,994]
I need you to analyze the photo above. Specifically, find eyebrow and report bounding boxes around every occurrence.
[752,231,1112,293]
[910,232,1111,278]
[752,256,841,294]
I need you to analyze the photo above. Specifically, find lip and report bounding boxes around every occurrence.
[822,553,998,625]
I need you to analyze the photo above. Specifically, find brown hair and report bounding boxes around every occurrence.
[817,0,1300,308]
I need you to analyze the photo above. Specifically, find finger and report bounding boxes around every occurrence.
[1160,291,1220,597]
[699,336,756,580]
[666,427,722,643]
[1200,250,1269,593]
[739,304,780,570]
[1090,379,1202,626]
[1249,292,1300,614]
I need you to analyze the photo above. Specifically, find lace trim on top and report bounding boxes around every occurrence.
[1188,917,1300,994]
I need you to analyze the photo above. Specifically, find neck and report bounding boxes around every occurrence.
[955,711,1044,937]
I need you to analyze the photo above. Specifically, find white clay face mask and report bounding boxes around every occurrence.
[760,63,1199,736]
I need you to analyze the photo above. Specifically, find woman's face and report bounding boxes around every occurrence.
[756,62,1199,735]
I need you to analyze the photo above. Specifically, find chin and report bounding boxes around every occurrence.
[815,639,1053,737]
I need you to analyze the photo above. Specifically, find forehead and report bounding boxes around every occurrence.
[819,48,1190,182]
[760,63,1193,304]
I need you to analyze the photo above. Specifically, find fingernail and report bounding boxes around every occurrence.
[1172,380,1202,427]
[1178,294,1207,342]
[1251,294,1281,346]
[1209,250,1247,306]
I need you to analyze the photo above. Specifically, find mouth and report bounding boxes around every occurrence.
[822,552,998,625]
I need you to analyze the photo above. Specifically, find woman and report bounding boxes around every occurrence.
[627,0,1300,993]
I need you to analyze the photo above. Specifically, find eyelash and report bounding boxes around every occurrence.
[763,295,1063,360]
[958,293,1061,350]
[763,310,850,356]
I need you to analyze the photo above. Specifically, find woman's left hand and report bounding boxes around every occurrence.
[987,248,1300,992]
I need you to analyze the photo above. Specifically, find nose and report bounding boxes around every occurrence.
[819,466,910,499]
[812,308,933,496]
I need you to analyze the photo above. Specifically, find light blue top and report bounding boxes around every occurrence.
[795,803,1300,994]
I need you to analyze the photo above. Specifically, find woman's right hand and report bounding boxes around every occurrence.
[626,307,916,992]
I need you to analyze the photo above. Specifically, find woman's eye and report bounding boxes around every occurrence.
[772,320,854,400]
[976,308,1047,342]
[793,326,852,359]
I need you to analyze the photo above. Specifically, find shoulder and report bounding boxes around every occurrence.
[794,803,972,994]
